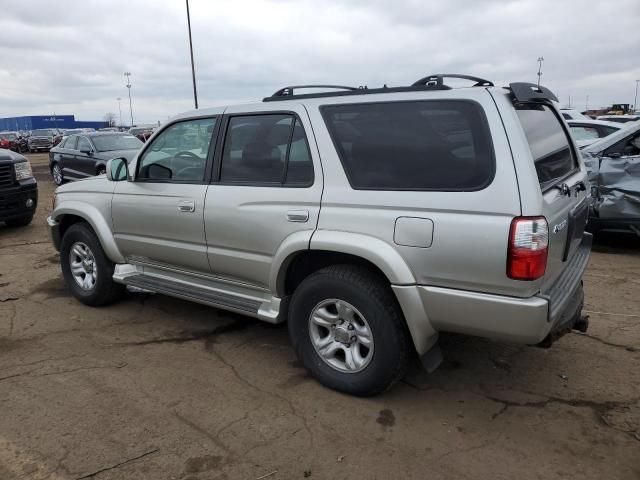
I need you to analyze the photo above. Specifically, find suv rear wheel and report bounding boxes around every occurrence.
[60,222,125,306]
[288,265,412,396]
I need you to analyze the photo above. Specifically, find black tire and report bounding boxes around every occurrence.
[51,162,64,185]
[288,264,412,396]
[5,215,33,227]
[60,222,125,306]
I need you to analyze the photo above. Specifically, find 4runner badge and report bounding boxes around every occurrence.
[553,220,567,234]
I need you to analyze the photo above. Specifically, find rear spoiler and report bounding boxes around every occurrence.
[509,82,559,103]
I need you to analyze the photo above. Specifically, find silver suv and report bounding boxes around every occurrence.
[48,74,592,396]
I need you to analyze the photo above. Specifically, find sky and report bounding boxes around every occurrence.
[0,0,639,124]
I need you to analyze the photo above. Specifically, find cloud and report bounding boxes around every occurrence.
[0,0,638,123]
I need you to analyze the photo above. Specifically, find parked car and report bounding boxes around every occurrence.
[48,132,143,185]
[567,119,622,149]
[559,108,590,120]
[129,126,155,142]
[62,128,85,137]
[28,128,58,152]
[48,75,591,395]
[0,148,37,227]
[596,115,640,124]
[0,131,27,153]
[581,120,640,235]
[99,127,120,132]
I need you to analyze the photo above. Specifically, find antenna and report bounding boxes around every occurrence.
[537,57,544,87]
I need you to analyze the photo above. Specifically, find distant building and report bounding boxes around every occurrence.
[0,115,106,131]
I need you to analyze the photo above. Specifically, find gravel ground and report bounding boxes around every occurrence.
[0,153,638,480]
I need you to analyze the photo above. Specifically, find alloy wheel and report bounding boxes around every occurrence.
[69,242,98,291]
[308,299,374,373]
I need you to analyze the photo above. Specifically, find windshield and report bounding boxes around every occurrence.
[0,133,17,140]
[92,134,143,152]
[32,129,55,137]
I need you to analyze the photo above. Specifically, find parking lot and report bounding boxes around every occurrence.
[0,153,638,479]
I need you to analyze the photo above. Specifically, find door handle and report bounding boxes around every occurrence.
[287,210,309,222]
[178,200,195,213]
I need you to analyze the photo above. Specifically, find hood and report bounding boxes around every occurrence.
[55,175,116,194]
[95,149,139,162]
[0,148,28,164]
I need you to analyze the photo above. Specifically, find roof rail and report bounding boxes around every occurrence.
[509,82,558,103]
[268,85,359,99]
[412,74,494,88]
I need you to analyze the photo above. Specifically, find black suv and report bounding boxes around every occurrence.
[0,149,38,227]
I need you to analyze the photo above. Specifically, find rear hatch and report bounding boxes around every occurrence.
[515,102,589,291]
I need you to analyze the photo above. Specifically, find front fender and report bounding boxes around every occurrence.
[52,200,125,263]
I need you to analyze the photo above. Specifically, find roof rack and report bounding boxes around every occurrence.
[412,74,494,88]
[269,85,359,98]
[262,74,495,102]
[509,82,558,103]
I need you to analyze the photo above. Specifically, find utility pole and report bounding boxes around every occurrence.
[537,56,544,87]
[124,72,134,127]
[635,80,639,113]
[186,0,199,109]
[117,97,123,129]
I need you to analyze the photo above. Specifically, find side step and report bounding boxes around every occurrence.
[123,274,262,316]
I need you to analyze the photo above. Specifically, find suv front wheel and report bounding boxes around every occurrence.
[60,222,125,306]
[288,265,412,396]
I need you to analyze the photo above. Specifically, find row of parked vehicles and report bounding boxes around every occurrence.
[0,125,157,155]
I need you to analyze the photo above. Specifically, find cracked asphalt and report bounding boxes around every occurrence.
[0,154,639,480]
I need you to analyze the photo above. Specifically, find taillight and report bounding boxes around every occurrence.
[507,216,548,281]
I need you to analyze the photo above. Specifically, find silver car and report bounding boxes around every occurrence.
[48,74,592,395]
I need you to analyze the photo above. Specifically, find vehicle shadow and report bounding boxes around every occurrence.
[591,230,640,255]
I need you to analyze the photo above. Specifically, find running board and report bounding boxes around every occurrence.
[123,273,264,318]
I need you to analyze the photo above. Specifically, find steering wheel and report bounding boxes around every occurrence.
[173,151,203,179]
[174,150,201,161]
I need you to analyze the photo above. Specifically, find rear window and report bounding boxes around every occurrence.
[321,100,495,191]
[516,105,577,187]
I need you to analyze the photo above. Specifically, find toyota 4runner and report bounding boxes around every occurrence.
[48,75,592,395]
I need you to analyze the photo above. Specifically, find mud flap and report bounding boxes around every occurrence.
[419,343,443,373]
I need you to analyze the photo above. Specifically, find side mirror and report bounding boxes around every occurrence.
[106,157,128,181]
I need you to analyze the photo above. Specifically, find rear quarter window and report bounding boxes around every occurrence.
[516,105,577,187]
[321,100,495,191]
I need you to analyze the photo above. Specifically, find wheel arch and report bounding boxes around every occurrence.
[275,231,438,356]
[53,202,125,263]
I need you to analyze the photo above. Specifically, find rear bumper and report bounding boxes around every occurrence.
[394,234,592,346]
[0,182,38,222]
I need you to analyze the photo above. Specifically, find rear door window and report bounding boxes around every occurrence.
[321,100,495,191]
[516,105,577,187]
[219,114,314,186]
